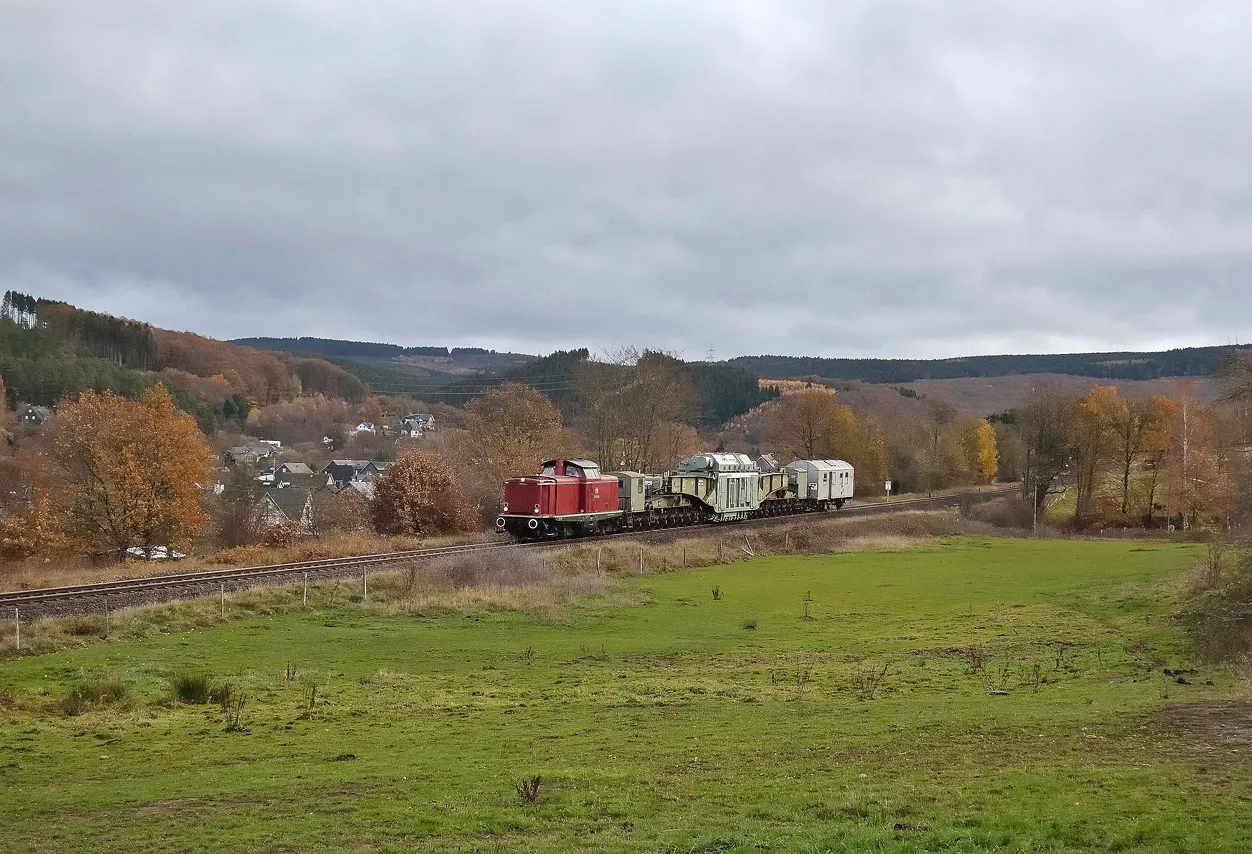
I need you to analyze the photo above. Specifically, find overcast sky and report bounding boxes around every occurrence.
[3,1,1251,360]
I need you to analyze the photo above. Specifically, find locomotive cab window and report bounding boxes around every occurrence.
[565,464,583,478]
[540,463,557,476]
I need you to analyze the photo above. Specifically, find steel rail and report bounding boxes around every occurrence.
[0,486,1015,611]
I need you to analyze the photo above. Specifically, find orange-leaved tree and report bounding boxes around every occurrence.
[370,450,471,536]
[458,383,567,481]
[49,385,211,555]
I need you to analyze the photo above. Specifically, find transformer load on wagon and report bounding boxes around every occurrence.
[497,453,856,541]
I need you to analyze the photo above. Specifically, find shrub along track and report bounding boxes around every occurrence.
[0,487,1014,620]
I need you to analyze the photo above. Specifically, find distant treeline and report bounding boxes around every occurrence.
[232,337,496,359]
[731,345,1252,384]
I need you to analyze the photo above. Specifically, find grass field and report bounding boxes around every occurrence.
[1,537,1249,853]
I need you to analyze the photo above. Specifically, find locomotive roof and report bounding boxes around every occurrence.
[541,458,601,469]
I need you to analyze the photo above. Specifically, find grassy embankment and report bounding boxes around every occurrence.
[1,536,1249,852]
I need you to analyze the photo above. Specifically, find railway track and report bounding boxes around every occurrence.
[0,486,1014,619]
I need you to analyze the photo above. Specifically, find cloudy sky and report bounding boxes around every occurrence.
[3,1,1251,359]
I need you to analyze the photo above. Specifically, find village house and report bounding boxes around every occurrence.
[273,462,320,489]
[260,486,313,531]
[225,441,279,466]
[321,459,371,487]
[358,461,394,479]
[346,479,375,501]
[18,404,50,428]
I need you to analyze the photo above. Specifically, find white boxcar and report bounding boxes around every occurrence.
[789,459,854,503]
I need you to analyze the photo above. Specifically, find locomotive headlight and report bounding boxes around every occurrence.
[502,503,508,512]
[534,504,540,513]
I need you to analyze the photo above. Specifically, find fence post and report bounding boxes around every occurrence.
[104,595,110,635]
[220,583,225,619]
[638,546,644,575]
[303,572,309,606]
[682,546,687,567]
[13,607,19,652]
[717,542,723,564]
[362,568,368,602]
[596,547,602,573]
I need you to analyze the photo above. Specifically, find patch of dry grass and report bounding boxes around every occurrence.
[547,509,982,576]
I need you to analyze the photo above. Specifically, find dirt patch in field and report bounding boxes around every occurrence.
[1158,701,1252,744]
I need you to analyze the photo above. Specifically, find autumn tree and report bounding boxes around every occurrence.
[370,450,470,536]
[837,412,891,497]
[458,382,567,481]
[310,487,369,535]
[1161,389,1233,529]
[49,386,211,554]
[767,388,850,460]
[959,417,999,483]
[1107,394,1173,516]
[763,388,889,495]
[1070,386,1121,521]
[0,493,67,559]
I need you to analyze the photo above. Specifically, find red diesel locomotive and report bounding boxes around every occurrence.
[495,459,621,538]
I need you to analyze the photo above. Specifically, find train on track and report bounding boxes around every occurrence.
[496,453,853,541]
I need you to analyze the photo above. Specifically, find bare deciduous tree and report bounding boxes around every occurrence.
[1019,385,1074,511]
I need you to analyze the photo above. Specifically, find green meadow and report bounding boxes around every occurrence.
[2,537,1249,853]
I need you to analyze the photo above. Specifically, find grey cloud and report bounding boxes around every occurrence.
[3,1,1252,358]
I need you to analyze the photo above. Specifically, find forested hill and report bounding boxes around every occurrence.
[431,349,778,427]
[0,291,366,432]
[731,345,1252,384]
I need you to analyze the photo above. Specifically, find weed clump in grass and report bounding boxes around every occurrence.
[62,678,127,716]
[223,693,248,732]
[851,661,891,700]
[711,586,722,601]
[742,618,758,630]
[171,673,213,704]
[516,775,542,805]
[211,682,234,710]
[64,616,106,637]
